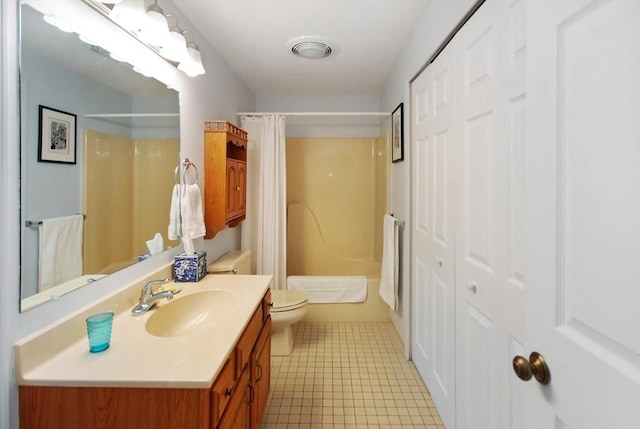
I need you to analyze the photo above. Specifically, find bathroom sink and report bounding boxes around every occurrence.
[145,290,234,338]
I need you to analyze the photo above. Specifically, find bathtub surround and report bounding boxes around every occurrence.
[286,136,388,323]
[83,130,180,275]
[286,137,386,277]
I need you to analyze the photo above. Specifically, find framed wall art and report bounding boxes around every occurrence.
[38,105,77,164]
[391,102,404,163]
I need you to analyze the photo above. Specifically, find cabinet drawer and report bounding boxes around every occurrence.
[217,365,250,429]
[235,304,263,378]
[211,354,236,427]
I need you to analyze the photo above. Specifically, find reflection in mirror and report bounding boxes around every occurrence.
[20,2,180,311]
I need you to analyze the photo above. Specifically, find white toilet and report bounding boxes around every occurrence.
[208,250,308,356]
[269,289,308,356]
[207,250,253,276]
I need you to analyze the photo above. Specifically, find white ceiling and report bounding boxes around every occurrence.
[174,0,431,96]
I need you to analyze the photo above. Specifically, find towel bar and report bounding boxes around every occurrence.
[25,214,85,228]
[388,213,405,227]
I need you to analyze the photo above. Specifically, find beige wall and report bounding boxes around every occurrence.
[286,137,389,322]
[83,130,179,274]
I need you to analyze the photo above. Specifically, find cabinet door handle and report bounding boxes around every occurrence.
[225,387,234,397]
[256,363,263,382]
[248,382,255,404]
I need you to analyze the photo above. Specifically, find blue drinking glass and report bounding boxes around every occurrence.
[85,311,114,353]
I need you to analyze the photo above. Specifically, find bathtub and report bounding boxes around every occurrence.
[299,277,390,323]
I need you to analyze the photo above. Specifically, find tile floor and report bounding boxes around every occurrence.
[260,322,444,429]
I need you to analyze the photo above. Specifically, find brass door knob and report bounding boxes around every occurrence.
[512,352,550,385]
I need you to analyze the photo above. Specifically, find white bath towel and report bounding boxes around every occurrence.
[38,214,83,292]
[180,183,206,254]
[288,276,367,303]
[167,184,182,240]
[379,214,399,310]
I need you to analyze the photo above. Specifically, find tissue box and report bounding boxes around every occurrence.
[174,251,207,282]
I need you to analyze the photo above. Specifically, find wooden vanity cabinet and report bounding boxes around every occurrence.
[211,289,271,429]
[19,290,271,429]
[217,365,251,429]
[204,121,248,239]
[251,317,271,428]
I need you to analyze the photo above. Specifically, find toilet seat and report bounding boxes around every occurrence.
[271,290,308,313]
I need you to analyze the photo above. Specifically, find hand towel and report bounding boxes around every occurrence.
[180,183,206,254]
[379,214,399,310]
[38,214,83,292]
[167,184,182,240]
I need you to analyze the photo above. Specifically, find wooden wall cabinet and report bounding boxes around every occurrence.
[20,291,272,429]
[204,121,248,239]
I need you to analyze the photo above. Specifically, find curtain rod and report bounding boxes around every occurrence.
[238,112,390,117]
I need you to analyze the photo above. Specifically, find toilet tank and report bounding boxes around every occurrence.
[207,250,252,275]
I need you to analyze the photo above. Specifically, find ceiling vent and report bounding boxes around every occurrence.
[288,36,334,59]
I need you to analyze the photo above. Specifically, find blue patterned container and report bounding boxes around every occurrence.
[174,251,207,282]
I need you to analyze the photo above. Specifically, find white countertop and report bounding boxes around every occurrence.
[16,275,272,389]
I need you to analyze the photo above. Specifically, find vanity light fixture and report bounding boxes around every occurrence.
[159,14,189,63]
[84,0,206,78]
[110,0,146,32]
[178,35,205,77]
[138,0,170,47]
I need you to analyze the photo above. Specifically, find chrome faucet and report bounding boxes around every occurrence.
[131,278,173,316]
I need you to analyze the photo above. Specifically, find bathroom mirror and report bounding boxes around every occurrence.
[19,2,180,311]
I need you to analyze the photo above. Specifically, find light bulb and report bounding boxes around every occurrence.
[110,0,146,32]
[138,4,170,47]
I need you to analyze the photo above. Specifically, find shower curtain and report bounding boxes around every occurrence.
[240,114,287,290]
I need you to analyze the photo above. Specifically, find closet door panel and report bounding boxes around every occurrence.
[454,3,503,429]
[463,305,496,429]
[463,112,495,272]
[501,2,528,428]
[411,3,528,428]
[412,45,457,429]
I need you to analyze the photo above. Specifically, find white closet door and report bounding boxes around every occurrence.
[453,3,504,428]
[454,2,528,429]
[523,1,640,427]
[412,42,457,429]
